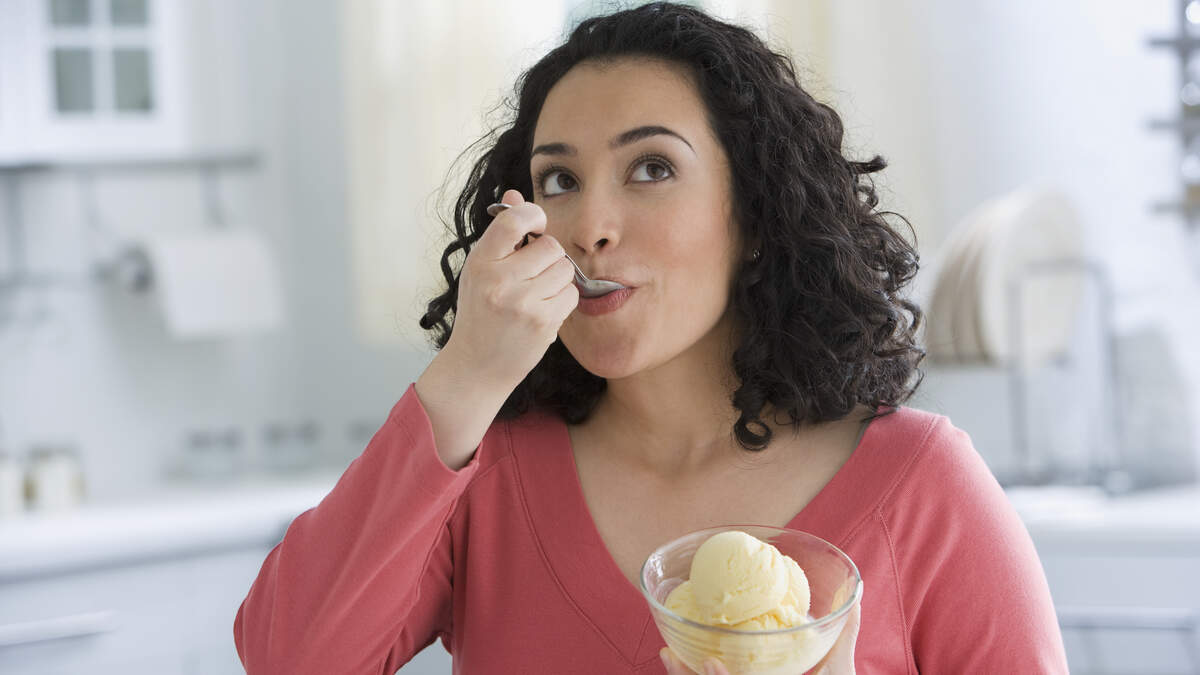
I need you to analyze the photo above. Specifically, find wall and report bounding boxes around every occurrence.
[0,0,422,500]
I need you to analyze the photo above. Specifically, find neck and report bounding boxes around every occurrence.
[583,313,797,480]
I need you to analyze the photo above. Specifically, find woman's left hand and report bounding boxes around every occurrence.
[659,650,729,675]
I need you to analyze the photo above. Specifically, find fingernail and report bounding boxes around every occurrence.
[660,648,672,669]
[703,661,720,675]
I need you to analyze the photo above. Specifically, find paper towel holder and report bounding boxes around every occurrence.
[81,155,257,294]
[0,152,260,343]
[92,245,154,293]
[1,152,259,294]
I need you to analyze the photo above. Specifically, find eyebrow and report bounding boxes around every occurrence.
[530,125,695,159]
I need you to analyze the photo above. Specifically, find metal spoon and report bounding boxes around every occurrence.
[486,202,627,298]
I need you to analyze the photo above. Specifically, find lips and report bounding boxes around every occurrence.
[576,287,636,316]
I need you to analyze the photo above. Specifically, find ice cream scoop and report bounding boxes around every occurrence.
[666,530,811,629]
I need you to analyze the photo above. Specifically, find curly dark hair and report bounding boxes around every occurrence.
[419,1,924,451]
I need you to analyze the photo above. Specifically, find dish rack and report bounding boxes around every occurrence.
[1002,257,1127,492]
[925,250,1123,491]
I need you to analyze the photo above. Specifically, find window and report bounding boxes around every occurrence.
[47,0,155,117]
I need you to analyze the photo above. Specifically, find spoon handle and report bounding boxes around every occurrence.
[522,232,589,286]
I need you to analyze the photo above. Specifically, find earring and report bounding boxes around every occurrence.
[751,249,761,260]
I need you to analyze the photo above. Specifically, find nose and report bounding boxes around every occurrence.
[566,191,620,257]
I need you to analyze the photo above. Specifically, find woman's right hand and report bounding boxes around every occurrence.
[443,188,579,391]
[416,189,578,470]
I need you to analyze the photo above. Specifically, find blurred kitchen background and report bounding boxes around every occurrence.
[1,0,1198,673]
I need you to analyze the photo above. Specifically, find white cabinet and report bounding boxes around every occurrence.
[0,472,339,674]
[0,546,272,675]
[0,0,192,163]
[181,548,275,675]
[1012,485,1200,675]
[0,0,35,160]
[1042,551,1200,675]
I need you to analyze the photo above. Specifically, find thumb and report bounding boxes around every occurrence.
[813,600,862,675]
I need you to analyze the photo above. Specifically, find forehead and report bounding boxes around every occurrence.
[533,57,710,146]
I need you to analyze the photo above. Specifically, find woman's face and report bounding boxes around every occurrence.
[531,57,745,380]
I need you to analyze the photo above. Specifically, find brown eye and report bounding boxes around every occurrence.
[540,170,578,196]
[631,159,673,183]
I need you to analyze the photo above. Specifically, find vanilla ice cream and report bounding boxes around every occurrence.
[665,530,811,630]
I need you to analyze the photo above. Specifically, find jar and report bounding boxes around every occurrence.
[0,451,23,517]
[260,421,318,472]
[25,445,85,512]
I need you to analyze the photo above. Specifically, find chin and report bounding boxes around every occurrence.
[561,334,643,379]
[569,350,641,380]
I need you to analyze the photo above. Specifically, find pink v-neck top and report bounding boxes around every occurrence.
[234,384,1069,674]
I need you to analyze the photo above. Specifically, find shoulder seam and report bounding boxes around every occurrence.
[440,421,516,652]
[447,419,514,526]
[879,512,918,675]
[875,413,944,514]
[403,488,464,656]
[838,413,943,548]
[386,412,418,447]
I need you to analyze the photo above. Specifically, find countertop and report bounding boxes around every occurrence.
[2,470,1199,583]
[0,469,343,582]
[1005,483,1200,555]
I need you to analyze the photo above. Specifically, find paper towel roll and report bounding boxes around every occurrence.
[138,230,285,339]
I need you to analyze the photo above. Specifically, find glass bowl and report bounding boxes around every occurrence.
[640,525,862,675]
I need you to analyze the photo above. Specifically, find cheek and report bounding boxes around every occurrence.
[658,221,737,283]
[657,237,736,318]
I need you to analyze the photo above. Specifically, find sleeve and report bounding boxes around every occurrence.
[233,383,483,675]
[896,417,1070,674]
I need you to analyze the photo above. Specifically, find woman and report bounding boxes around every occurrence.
[234,3,1069,673]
